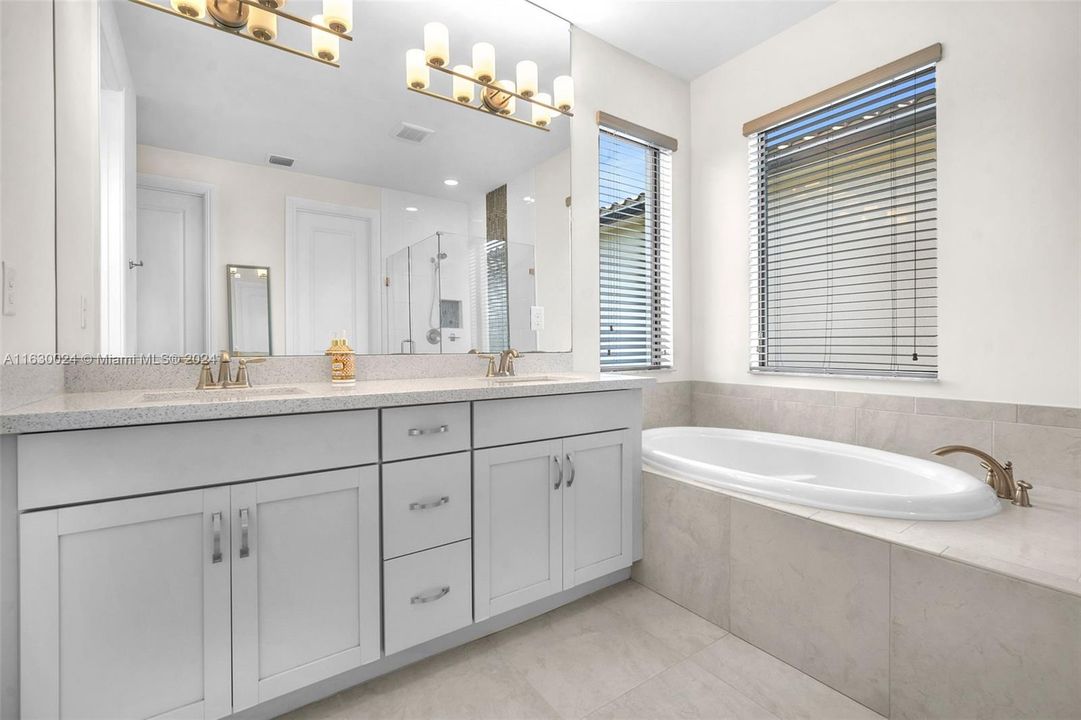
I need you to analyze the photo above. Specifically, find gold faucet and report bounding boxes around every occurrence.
[187,351,266,389]
[497,348,521,377]
[231,357,266,388]
[931,445,1031,506]
[469,349,499,377]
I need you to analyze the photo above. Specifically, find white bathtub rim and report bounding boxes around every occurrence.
[642,426,1002,522]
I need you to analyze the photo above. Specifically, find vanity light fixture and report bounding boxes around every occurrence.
[405,23,574,132]
[128,0,354,68]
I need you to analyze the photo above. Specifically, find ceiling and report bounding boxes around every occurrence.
[529,0,832,80]
[110,0,570,201]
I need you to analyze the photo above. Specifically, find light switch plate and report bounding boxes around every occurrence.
[2,262,15,316]
[530,305,544,331]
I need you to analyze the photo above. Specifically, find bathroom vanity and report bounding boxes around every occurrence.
[7,376,646,720]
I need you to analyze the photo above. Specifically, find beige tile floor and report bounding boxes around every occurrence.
[280,580,884,720]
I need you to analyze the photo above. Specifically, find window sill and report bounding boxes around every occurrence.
[749,368,939,383]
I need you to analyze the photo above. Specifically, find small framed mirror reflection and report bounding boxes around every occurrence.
[227,265,272,357]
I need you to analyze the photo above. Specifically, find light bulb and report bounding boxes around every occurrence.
[532,92,552,127]
[406,48,429,90]
[553,75,574,112]
[472,42,495,84]
[424,22,449,67]
[170,0,206,19]
[452,65,474,103]
[311,15,339,62]
[516,60,538,97]
[322,0,352,33]
[248,6,277,41]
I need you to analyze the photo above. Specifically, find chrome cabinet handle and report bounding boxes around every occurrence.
[211,512,223,564]
[408,424,449,437]
[565,453,576,487]
[239,507,250,559]
[552,455,563,489]
[411,585,451,604]
[409,496,450,511]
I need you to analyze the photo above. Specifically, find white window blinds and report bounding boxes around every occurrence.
[599,125,673,371]
[749,64,938,378]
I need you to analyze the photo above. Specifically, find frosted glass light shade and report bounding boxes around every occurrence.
[424,22,449,67]
[553,75,574,112]
[532,92,552,127]
[453,65,474,103]
[472,43,495,84]
[170,0,206,19]
[516,60,538,97]
[248,6,277,41]
[311,15,339,62]
[406,48,430,89]
[322,0,353,33]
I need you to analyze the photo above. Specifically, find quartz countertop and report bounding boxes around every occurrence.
[1,373,654,434]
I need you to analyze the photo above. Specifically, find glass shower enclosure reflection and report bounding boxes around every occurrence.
[384,232,535,354]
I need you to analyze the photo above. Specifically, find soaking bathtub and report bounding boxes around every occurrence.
[642,427,1001,521]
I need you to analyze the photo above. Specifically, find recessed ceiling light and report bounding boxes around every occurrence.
[405,206,419,212]
[522,196,535,203]
[443,178,459,186]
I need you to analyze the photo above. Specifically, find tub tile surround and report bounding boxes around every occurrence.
[633,473,1081,719]
[890,547,1081,720]
[729,501,891,716]
[687,380,1081,494]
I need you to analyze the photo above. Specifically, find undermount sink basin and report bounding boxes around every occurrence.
[139,386,310,404]
[484,375,566,384]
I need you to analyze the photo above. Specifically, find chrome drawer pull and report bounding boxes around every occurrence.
[211,512,223,564]
[552,455,563,489]
[408,424,449,437]
[411,585,451,604]
[565,453,576,487]
[409,496,450,511]
[239,507,250,559]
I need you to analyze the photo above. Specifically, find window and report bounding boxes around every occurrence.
[748,52,939,378]
[599,118,674,371]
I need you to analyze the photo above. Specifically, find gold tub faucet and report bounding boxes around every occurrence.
[931,445,1031,507]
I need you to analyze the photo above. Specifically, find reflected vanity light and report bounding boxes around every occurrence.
[127,0,352,68]
[405,206,420,212]
[311,15,340,63]
[424,22,450,66]
[405,24,573,132]
[443,178,459,187]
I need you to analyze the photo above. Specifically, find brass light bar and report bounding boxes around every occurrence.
[126,0,343,68]
[236,0,352,41]
[406,86,551,132]
[429,62,573,118]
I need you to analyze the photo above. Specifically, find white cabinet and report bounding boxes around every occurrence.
[20,467,381,719]
[20,487,233,720]
[473,430,631,621]
[231,467,381,711]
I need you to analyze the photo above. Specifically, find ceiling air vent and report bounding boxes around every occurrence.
[393,122,435,144]
[267,154,295,168]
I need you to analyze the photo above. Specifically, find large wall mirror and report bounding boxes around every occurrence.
[65,0,571,357]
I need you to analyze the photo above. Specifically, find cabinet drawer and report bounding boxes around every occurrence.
[381,403,471,461]
[382,452,471,560]
[17,410,379,510]
[383,540,472,655]
[473,390,640,448]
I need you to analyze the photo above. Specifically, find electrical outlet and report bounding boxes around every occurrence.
[2,262,15,316]
[530,305,545,331]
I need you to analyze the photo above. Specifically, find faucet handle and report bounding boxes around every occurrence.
[469,349,498,377]
[1012,479,1032,507]
[233,357,265,388]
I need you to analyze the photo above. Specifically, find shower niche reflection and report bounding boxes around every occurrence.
[385,232,537,354]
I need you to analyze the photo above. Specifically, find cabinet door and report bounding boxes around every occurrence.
[231,466,380,710]
[20,487,232,720]
[474,439,563,621]
[562,430,633,588]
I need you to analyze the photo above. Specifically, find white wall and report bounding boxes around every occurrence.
[570,29,692,380]
[0,0,57,357]
[691,0,1081,406]
[138,145,383,354]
